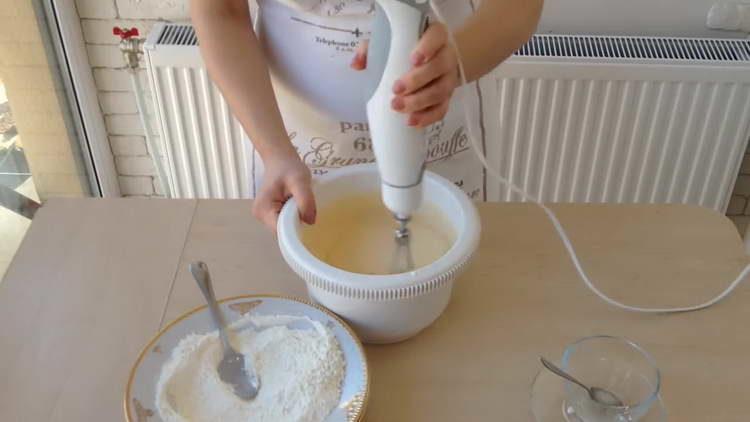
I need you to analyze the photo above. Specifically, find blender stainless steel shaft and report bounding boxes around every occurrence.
[365,0,430,272]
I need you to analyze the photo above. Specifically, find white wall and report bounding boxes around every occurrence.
[538,0,747,38]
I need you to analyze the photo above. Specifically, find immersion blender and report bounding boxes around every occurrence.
[365,0,431,272]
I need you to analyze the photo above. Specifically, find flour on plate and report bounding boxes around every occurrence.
[156,315,345,422]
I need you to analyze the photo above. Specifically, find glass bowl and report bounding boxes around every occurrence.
[561,335,661,421]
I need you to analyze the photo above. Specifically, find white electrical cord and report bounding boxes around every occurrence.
[430,2,750,313]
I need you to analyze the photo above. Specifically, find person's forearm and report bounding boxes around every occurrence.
[191,0,296,162]
[454,0,543,82]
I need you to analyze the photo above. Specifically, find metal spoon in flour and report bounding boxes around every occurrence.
[540,357,624,407]
[190,261,260,400]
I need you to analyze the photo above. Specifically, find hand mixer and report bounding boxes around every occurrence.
[365,0,431,273]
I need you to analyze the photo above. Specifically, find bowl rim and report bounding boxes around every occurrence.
[124,294,369,422]
[277,163,481,291]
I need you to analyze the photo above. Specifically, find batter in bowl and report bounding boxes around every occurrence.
[300,192,456,274]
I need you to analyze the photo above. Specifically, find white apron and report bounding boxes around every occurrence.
[251,0,488,201]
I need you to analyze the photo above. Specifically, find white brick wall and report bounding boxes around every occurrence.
[118,175,154,196]
[86,44,124,68]
[105,114,145,136]
[116,0,190,20]
[93,68,148,91]
[110,135,148,156]
[77,0,185,198]
[99,91,137,114]
[75,0,117,19]
[115,156,156,176]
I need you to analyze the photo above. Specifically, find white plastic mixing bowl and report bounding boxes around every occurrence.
[277,163,480,343]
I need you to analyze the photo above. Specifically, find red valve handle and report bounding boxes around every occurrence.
[113,27,140,40]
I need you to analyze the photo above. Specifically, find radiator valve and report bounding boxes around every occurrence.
[113,27,144,71]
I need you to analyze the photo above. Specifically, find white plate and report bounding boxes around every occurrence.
[531,369,667,421]
[125,295,368,422]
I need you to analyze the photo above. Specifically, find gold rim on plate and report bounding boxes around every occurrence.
[124,294,369,422]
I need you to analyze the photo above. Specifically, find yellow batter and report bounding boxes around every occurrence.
[300,192,455,274]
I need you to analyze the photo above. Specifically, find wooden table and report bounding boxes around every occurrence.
[1,198,749,421]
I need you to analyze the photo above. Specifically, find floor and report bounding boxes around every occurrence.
[0,80,39,281]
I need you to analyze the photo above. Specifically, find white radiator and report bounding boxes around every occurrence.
[144,24,253,199]
[145,23,750,212]
[483,35,750,211]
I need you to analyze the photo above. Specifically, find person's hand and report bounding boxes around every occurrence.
[351,22,459,128]
[252,154,316,232]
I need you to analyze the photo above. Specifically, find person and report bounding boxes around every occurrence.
[191,0,543,231]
